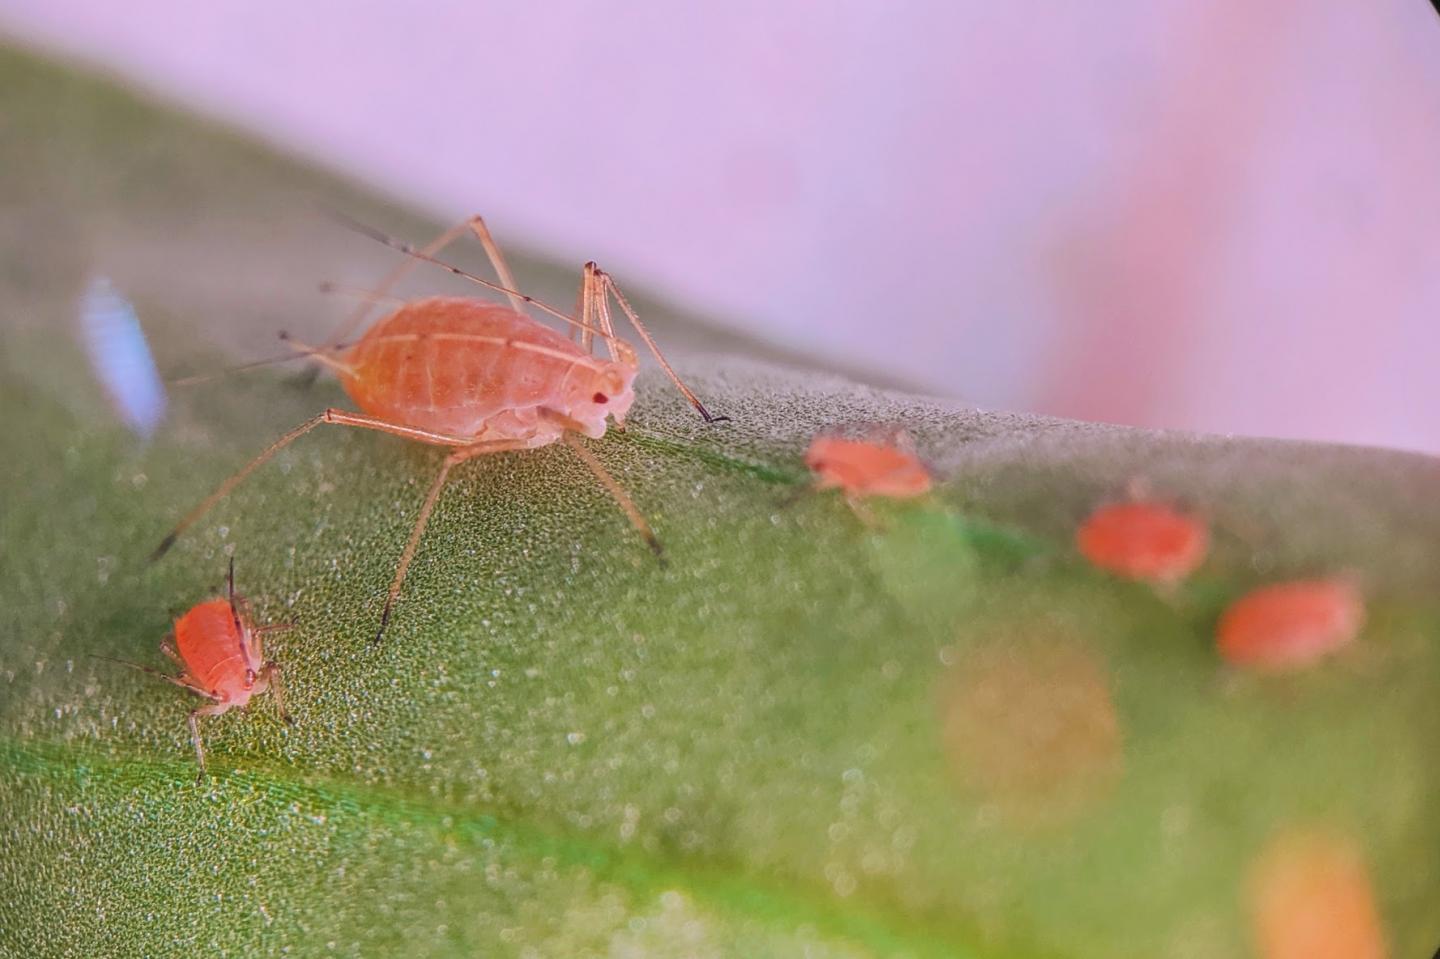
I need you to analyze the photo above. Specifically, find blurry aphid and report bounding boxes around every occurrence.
[940,636,1122,825]
[1248,827,1387,959]
[803,430,932,524]
[152,213,723,642]
[95,558,293,782]
[1076,492,1208,586]
[78,275,167,438]
[1217,577,1364,671]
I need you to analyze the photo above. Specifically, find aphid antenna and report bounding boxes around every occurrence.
[319,207,620,347]
[225,556,246,640]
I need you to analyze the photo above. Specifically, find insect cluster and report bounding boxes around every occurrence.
[99,213,1384,950]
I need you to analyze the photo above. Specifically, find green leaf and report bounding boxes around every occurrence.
[2,43,1438,958]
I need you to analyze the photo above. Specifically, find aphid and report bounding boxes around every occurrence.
[97,559,292,782]
[1076,496,1208,585]
[803,431,932,523]
[1217,578,1364,671]
[1248,828,1387,959]
[153,214,722,641]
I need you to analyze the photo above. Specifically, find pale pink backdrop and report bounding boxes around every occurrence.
[3,0,1438,451]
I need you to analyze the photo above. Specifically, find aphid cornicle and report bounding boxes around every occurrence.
[98,559,292,782]
[153,214,722,641]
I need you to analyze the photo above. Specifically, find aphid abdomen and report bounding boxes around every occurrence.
[342,297,595,438]
[174,599,253,699]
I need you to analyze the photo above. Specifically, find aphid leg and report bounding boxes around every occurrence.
[275,332,357,378]
[259,661,294,726]
[318,217,474,357]
[253,622,295,636]
[594,269,727,423]
[160,635,184,667]
[92,654,212,697]
[333,212,615,345]
[188,702,230,783]
[151,410,478,561]
[320,214,528,357]
[374,438,531,643]
[576,261,604,356]
[844,494,883,530]
[463,216,528,315]
[559,431,665,563]
[568,268,589,346]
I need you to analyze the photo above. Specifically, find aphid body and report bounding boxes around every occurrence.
[1217,578,1364,671]
[1076,499,1208,585]
[155,215,719,640]
[342,296,634,446]
[804,435,933,501]
[100,560,291,781]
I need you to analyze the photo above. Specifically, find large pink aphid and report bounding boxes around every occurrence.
[154,214,721,640]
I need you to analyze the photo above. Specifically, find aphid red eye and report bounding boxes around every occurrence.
[592,392,609,404]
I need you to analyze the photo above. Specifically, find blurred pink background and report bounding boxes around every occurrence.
[3,0,1438,452]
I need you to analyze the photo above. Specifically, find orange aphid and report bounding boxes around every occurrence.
[1249,829,1388,959]
[805,434,932,510]
[1217,578,1364,671]
[99,560,292,782]
[153,214,721,641]
[1076,499,1208,584]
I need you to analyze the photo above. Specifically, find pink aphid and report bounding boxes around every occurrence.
[1076,499,1209,585]
[1217,578,1365,671]
[101,559,292,781]
[804,433,932,523]
[154,214,721,641]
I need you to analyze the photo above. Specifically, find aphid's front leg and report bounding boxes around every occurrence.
[374,438,533,643]
[258,661,294,726]
[592,268,727,423]
[556,428,664,561]
[188,702,231,783]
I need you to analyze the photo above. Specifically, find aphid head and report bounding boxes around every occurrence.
[568,360,636,437]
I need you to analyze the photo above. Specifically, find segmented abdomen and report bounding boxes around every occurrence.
[341,297,595,438]
[175,599,250,693]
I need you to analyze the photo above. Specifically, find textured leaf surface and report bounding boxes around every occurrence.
[2,43,1439,958]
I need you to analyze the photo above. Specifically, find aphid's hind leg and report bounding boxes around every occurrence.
[559,430,665,563]
[374,438,532,644]
[320,214,528,356]
[188,702,231,783]
[591,267,727,424]
[151,410,478,562]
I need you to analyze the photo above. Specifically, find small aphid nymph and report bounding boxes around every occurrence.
[99,559,292,781]
[804,432,932,523]
[1217,578,1364,671]
[153,214,723,641]
[1076,498,1208,585]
